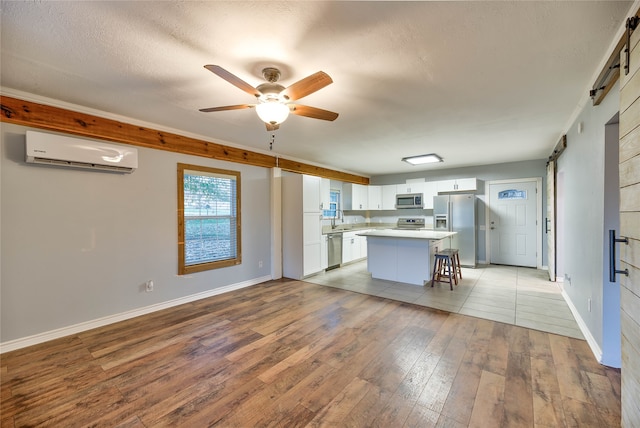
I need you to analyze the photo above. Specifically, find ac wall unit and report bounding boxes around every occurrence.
[25,131,138,173]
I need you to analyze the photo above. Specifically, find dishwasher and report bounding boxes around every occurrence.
[327,232,343,270]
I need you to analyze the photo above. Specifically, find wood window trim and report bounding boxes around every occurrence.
[178,163,242,275]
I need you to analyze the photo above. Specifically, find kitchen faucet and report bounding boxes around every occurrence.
[331,210,344,229]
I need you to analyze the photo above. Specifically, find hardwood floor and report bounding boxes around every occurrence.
[1,279,621,427]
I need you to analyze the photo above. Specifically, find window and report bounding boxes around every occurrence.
[178,163,241,275]
[322,189,340,218]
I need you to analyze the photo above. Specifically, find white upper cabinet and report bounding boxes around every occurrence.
[437,178,477,193]
[396,181,424,195]
[320,178,331,211]
[343,183,368,210]
[423,181,437,209]
[367,185,382,210]
[381,185,397,210]
[302,175,321,212]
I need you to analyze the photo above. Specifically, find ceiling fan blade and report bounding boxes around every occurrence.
[290,104,339,121]
[204,65,261,97]
[266,123,280,131]
[199,104,255,113]
[281,71,333,101]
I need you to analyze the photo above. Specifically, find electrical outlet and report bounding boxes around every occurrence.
[146,280,154,292]
[258,261,263,268]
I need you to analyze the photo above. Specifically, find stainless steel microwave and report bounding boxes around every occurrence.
[395,193,424,209]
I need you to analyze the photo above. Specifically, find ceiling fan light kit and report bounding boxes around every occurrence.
[256,101,290,125]
[200,65,338,130]
[402,153,443,165]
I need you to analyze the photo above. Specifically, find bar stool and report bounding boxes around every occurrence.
[431,250,457,290]
[441,248,462,283]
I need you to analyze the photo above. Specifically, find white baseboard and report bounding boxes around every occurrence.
[0,275,271,354]
[561,289,604,364]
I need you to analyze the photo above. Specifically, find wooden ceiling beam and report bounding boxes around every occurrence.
[0,96,369,185]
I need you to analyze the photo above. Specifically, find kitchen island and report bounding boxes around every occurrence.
[357,229,456,286]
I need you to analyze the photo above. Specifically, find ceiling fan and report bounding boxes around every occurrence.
[199,65,339,131]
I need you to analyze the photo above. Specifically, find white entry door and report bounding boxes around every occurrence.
[489,180,538,267]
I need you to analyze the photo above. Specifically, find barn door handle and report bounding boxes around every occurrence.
[609,229,629,282]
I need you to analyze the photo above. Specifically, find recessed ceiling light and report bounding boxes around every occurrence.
[401,153,443,165]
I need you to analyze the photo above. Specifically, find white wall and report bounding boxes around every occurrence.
[557,82,620,366]
[1,124,273,347]
[370,159,547,264]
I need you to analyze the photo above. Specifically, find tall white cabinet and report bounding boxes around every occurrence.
[282,174,323,279]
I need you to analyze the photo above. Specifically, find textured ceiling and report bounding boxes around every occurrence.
[0,1,634,177]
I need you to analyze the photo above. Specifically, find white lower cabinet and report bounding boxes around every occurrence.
[303,241,322,276]
[343,234,356,264]
[342,231,369,264]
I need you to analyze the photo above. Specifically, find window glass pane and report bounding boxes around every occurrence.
[323,190,340,218]
[178,164,241,274]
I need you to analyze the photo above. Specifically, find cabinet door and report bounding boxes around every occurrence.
[320,234,328,269]
[303,175,321,212]
[397,182,424,194]
[303,212,322,245]
[354,184,368,210]
[382,185,397,209]
[423,182,437,209]
[437,179,456,193]
[358,235,368,258]
[342,237,354,263]
[303,243,322,276]
[367,185,382,210]
[303,212,322,275]
[345,184,368,210]
[455,178,477,192]
[320,178,331,210]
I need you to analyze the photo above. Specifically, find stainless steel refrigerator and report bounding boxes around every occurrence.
[433,194,477,267]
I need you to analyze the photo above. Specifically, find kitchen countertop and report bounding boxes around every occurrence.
[356,229,455,240]
[322,223,396,234]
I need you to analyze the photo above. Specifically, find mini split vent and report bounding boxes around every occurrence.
[25,131,138,173]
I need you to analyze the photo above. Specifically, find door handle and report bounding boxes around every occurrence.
[545,218,551,233]
[609,229,629,282]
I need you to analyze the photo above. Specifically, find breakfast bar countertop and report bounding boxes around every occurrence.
[357,229,456,240]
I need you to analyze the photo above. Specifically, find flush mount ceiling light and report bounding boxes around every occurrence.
[402,153,443,165]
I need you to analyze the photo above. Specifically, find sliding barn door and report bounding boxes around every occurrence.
[546,160,556,282]
[619,15,640,427]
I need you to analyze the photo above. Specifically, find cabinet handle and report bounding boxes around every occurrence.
[609,229,629,282]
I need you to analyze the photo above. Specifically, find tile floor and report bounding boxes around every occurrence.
[304,260,584,339]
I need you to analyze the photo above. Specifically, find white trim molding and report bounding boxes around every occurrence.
[0,275,271,354]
